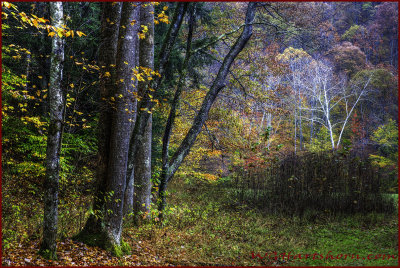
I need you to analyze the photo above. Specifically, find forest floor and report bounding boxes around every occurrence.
[2,178,398,266]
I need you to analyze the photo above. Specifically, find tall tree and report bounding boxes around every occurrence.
[300,60,371,149]
[131,2,155,222]
[161,4,196,198]
[75,2,139,256]
[74,1,121,249]
[39,1,65,260]
[158,2,257,215]
[126,2,188,219]
[103,1,139,251]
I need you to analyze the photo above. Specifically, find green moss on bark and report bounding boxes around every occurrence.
[73,229,131,257]
[108,240,131,257]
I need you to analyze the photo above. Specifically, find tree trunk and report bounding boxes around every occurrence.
[74,2,137,257]
[126,2,188,220]
[161,3,196,202]
[132,3,155,223]
[158,2,257,215]
[101,2,139,253]
[74,0,121,245]
[39,1,64,260]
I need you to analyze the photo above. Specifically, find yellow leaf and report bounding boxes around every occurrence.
[104,72,111,77]
[76,31,86,37]
[38,76,43,79]
[48,32,56,37]
[32,19,39,28]
[57,29,63,38]
[70,83,74,88]
[124,61,128,65]
[119,79,124,83]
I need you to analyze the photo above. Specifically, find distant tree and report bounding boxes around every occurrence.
[369,119,398,189]
[327,42,367,77]
[368,2,398,67]
[277,47,312,152]
[299,60,371,150]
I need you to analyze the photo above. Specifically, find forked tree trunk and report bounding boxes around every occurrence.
[126,2,188,222]
[39,1,64,260]
[158,2,257,215]
[74,2,139,257]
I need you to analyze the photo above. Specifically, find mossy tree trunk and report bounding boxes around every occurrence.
[74,2,138,256]
[39,1,65,260]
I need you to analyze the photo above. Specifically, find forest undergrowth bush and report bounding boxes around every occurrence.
[2,122,97,251]
[227,151,397,217]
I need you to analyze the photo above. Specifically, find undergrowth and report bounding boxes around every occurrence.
[126,178,398,266]
[2,171,398,266]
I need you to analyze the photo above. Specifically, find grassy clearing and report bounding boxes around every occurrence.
[3,175,398,266]
[126,178,398,266]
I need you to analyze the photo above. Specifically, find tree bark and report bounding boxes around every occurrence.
[75,0,121,242]
[161,4,195,179]
[125,2,188,220]
[158,2,257,214]
[39,1,64,260]
[74,2,137,257]
[100,2,139,253]
[131,2,155,222]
